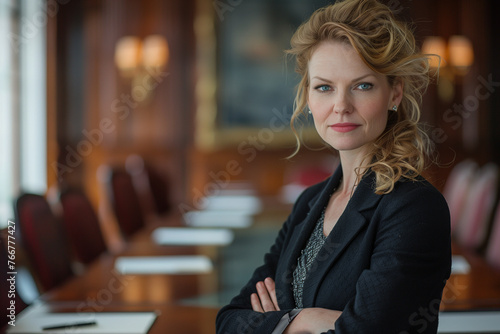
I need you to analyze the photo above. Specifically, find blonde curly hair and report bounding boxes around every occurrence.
[287,0,434,194]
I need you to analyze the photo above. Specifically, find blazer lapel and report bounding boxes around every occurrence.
[287,167,342,268]
[278,168,343,307]
[302,170,383,307]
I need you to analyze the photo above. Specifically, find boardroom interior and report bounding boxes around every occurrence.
[1,0,500,332]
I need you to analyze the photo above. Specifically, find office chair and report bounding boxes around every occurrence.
[14,193,73,291]
[125,155,171,216]
[107,167,146,238]
[442,160,479,233]
[455,163,498,250]
[59,187,108,264]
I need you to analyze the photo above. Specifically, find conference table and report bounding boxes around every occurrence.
[12,303,218,334]
[4,202,500,333]
[2,210,225,333]
[441,243,500,311]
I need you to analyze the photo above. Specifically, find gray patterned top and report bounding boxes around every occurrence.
[292,208,327,308]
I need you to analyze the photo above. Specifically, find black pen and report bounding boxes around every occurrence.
[42,321,97,331]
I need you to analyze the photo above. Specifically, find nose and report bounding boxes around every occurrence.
[333,90,352,114]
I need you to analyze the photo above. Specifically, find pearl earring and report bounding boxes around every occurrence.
[392,105,398,111]
[308,109,312,114]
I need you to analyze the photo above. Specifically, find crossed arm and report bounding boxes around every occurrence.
[217,181,451,334]
[251,277,342,333]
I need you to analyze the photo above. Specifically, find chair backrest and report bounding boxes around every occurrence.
[14,194,73,291]
[486,201,500,269]
[455,163,499,250]
[0,228,28,328]
[144,163,171,215]
[59,188,107,264]
[108,167,145,238]
[442,160,478,232]
[125,155,171,216]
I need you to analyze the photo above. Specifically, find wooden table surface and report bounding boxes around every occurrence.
[441,242,500,311]
[11,302,219,334]
[41,233,221,304]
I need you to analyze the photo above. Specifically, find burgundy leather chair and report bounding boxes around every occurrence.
[59,188,107,264]
[125,155,171,216]
[107,167,146,238]
[14,193,73,291]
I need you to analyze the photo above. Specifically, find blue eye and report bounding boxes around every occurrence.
[315,85,331,92]
[357,83,373,90]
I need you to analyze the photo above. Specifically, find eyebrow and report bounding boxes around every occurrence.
[311,74,375,83]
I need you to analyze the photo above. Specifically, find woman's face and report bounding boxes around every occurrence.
[308,40,402,156]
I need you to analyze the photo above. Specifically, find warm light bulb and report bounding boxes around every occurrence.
[448,35,474,69]
[114,36,142,73]
[142,35,169,68]
[422,36,447,68]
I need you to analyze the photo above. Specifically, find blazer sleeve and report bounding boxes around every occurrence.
[215,188,312,334]
[333,183,452,334]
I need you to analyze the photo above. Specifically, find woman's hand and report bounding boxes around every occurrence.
[250,277,341,333]
[284,308,342,334]
[251,277,280,312]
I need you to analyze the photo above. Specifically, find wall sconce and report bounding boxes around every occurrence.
[448,36,474,75]
[114,34,169,103]
[422,35,474,102]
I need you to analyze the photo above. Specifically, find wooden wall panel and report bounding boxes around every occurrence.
[49,0,499,218]
[53,0,196,222]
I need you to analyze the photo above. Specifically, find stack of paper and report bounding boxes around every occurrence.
[199,195,262,214]
[151,227,234,245]
[438,311,500,333]
[451,255,471,274]
[115,255,213,275]
[183,211,252,228]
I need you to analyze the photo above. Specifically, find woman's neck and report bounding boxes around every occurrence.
[338,148,371,197]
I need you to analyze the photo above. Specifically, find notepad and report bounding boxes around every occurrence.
[183,210,252,228]
[438,311,500,333]
[199,195,262,214]
[151,227,234,245]
[114,255,213,274]
[7,303,157,333]
[451,255,471,274]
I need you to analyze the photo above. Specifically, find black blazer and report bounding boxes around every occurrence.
[216,167,451,334]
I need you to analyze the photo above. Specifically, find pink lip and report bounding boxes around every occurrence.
[330,123,360,133]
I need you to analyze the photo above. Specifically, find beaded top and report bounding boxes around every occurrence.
[291,208,327,308]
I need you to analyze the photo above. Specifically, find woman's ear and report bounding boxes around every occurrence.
[391,79,404,107]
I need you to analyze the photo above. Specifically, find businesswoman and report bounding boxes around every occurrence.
[216,0,451,333]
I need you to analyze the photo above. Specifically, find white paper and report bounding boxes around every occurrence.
[451,255,471,274]
[183,211,252,228]
[114,255,213,275]
[8,303,157,333]
[198,195,262,214]
[438,311,500,333]
[151,227,234,245]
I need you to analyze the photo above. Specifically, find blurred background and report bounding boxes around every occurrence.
[1,0,500,313]
[2,0,499,224]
